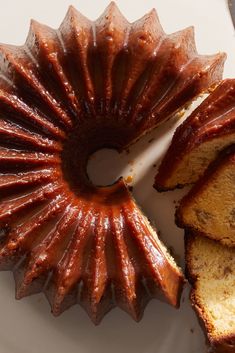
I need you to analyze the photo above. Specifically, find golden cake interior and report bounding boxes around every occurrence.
[154,79,235,191]
[163,133,235,189]
[177,149,235,247]
[186,233,235,351]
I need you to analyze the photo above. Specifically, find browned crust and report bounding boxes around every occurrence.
[154,79,235,192]
[0,2,227,324]
[176,145,235,241]
[185,231,235,353]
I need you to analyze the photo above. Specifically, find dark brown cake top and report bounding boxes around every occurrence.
[0,2,225,323]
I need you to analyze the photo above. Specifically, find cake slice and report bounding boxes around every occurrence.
[186,232,235,353]
[176,146,235,247]
[154,79,235,191]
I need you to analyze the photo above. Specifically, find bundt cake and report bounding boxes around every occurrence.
[0,2,226,323]
[185,232,235,353]
[176,146,235,247]
[154,79,235,191]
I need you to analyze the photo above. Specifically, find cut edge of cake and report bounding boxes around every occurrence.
[154,79,235,192]
[176,145,235,247]
[185,231,235,353]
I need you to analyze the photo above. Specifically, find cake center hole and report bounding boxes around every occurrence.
[87,148,127,186]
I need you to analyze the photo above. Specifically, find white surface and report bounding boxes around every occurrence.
[0,1,235,353]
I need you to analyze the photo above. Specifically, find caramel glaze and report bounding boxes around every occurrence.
[0,2,226,323]
[154,79,235,191]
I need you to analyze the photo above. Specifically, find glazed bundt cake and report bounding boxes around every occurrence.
[154,79,235,191]
[176,146,235,247]
[185,232,235,353]
[0,2,226,323]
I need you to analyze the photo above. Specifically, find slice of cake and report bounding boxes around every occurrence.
[186,232,235,353]
[154,79,235,191]
[176,146,235,247]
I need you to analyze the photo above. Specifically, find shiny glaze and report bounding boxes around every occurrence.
[0,2,226,323]
[154,79,235,191]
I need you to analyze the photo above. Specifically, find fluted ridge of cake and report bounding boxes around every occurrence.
[0,2,226,323]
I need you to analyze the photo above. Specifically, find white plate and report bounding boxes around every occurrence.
[0,1,234,352]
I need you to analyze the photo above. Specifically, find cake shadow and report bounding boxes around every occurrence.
[0,270,204,353]
[0,106,199,352]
